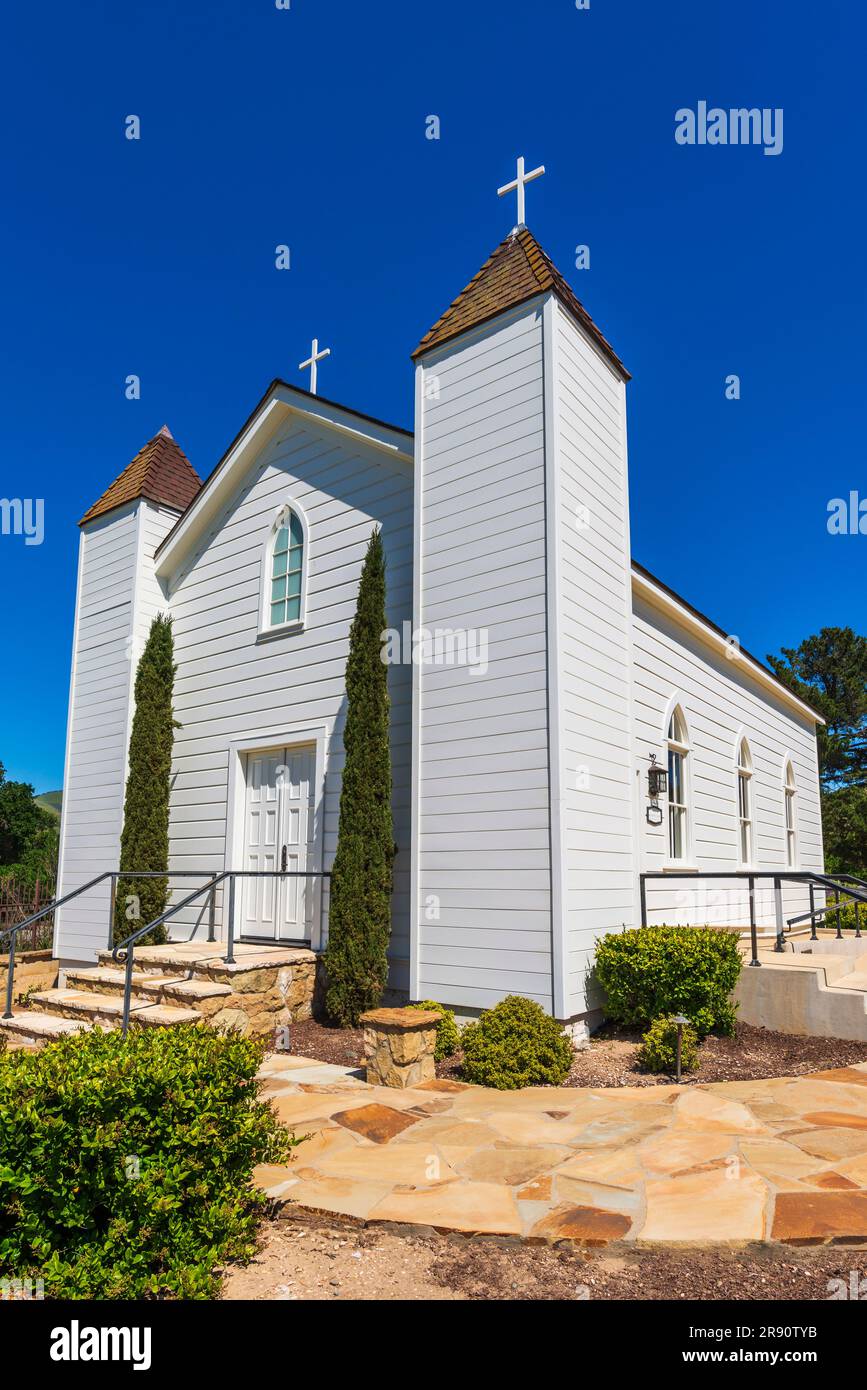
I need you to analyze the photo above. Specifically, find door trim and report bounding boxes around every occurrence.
[225,723,329,950]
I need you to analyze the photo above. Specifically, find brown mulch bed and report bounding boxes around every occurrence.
[287,1017,867,1088]
[560,1021,867,1088]
[288,1017,366,1069]
[225,1205,867,1303]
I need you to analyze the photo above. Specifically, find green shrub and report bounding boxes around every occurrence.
[826,899,866,934]
[460,995,573,1090]
[637,1015,699,1075]
[0,1024,298,1299]
[408,1000,460,1061]
[594,925,741,1037]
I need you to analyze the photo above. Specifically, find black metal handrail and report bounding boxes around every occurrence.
[0,869,222,1020]
[639,869,867,969]
[112,868,331,1037]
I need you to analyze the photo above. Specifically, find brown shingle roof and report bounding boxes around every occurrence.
[79,426,203,526]
[411,226,629,379]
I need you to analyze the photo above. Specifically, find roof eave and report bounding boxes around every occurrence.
[412,282,630,381]
[154,381,413,580]
[631,563,825,727]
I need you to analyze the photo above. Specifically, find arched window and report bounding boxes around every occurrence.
[666,706,689,861]
[736,738,753,865]
[784,760,797,867]
[263,504,307,632]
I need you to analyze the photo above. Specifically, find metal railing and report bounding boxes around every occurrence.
[112,869,330,1037]
[0,869,223,1020]
[1,866,330,1034]
[639,869,867,969]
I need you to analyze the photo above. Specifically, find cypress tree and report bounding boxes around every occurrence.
[113,614,177,946]
[324,528,395,1024]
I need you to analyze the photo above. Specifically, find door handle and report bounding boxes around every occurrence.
[281,844,288,873]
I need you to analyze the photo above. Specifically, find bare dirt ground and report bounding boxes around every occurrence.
[287,1017,867,1089]
[222,1207,866,1303]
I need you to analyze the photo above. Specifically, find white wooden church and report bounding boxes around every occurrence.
[55,165,824,1026]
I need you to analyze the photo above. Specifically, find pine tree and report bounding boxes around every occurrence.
[114,615,177,945]
[323,529,395,1024]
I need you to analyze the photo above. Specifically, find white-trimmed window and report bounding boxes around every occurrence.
[784,760,798,867]
[737,738,753,865]
[262,504,307,633]
[666,707,689,861]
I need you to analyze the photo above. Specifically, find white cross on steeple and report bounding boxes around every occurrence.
[298,338,331,395]
[497,156,545,229]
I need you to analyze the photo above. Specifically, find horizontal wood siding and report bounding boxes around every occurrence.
[416,304,553,1010]
[555,304,636,1017]
[632,592,824,929]
[165,417,413,986]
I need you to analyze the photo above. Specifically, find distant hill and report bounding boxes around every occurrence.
[35,790,62,818]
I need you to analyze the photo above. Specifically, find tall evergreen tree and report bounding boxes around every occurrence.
[323,529,395,1024]
[768,626,867,874]
[114,615,177,945]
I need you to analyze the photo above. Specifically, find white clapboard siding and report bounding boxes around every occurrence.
[552,299,637,1019]
[414,302,553,1011]
[55,500,178,962]
[632,592,824,930]
[163,414,413,988]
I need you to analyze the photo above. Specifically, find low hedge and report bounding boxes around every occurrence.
[407,1000,460,1061]
[460,995,573,1090]
[594,925,741,1036]
[0,1024,298,1299]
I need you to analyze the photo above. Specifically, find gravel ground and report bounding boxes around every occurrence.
[286,1017,867,1088]
[222,1207,867,1302]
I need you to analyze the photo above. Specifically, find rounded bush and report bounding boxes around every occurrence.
[637,1015,699,1075]
[408,1000,460,1061]
[0,1024,297,1299]
[594,925,741,1037]
[460,995,573,1090]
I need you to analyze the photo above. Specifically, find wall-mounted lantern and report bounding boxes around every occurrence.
[648,753,668,799]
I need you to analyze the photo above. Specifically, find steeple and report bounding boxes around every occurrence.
[412,226,628,379]
[80,427,202,526]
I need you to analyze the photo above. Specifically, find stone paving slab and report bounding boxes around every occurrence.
[253,1056,867,1246]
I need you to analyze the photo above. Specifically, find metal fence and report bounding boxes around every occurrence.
[0,876,56,951]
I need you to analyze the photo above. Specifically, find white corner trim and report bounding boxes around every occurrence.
[542,295,568,1020]
[53,529,86,954]
[632,567,825,727]
[409,361,424,1002]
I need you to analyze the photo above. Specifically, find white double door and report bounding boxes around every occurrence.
[242,745,316,940]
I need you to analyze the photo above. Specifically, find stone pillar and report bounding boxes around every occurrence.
[360,1007,440,1088]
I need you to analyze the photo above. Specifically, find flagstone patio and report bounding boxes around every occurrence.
[254,1055,867,1246]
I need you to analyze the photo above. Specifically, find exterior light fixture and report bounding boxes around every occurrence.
[673,1013,689,1083]
[648,753,668,799]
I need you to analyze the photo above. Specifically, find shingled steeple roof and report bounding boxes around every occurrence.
[80,426,202,526]
[412,226,629,379]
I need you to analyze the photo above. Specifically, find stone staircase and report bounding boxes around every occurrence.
[0,941,320,1049]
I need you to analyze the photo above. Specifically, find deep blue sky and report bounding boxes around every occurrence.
[2,0,864,791]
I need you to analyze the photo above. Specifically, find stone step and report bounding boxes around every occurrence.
[30,988,201,1029]
[0,1011,98,1047]
[95,943,315,984]
[65,966,232,1009]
